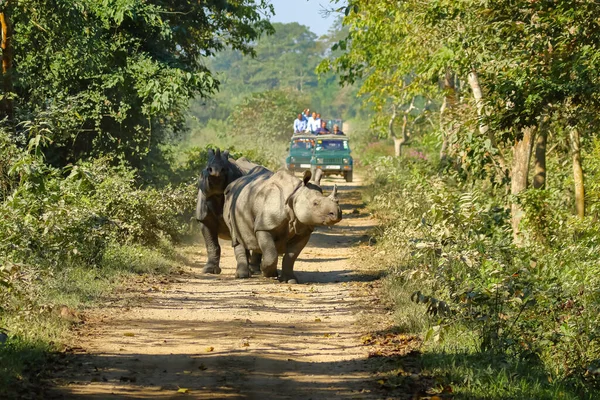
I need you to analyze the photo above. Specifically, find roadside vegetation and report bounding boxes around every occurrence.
[324,1,600,398]
[0,1,276,396]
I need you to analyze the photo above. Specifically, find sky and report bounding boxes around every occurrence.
[268,0,339,37]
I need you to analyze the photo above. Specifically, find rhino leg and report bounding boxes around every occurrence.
[249,252,262,275]
[256,231,279,278]
[280,234,311,284]
[200,217,221,274]
[234,245,251,279]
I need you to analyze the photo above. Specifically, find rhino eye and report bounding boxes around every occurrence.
[313,201,319,206]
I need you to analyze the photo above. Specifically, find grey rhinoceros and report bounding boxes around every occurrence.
[224,167,342,283]
[195,148,259,274]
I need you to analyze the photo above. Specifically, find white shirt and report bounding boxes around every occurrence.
[307,117,320,132]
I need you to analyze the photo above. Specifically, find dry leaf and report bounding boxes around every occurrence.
[183,370,191,374]
[314,318,321,322]
[177,388,189,393]
[205,346,214,352]
[242,342,250,347]
[198,364,207,371]
[123,332,135,337]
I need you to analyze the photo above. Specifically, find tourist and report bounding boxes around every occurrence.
[294,113,307,134]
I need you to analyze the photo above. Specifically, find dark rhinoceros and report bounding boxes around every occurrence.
[195,148,259,274]
[223,167,342,283]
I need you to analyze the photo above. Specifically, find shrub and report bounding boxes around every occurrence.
[365,153,600,392]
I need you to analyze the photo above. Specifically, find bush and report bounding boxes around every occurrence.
[365,152,600,393]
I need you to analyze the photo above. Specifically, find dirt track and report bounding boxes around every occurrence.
[50,174,383,399]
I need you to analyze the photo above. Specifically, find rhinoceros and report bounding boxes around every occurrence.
[224,167,342,283]
[195,148,260,274]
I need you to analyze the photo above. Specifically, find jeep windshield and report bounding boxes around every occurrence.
[315,139,349,151]
[290,138,314,150]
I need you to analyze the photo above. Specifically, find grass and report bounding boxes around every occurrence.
[0,240,182,397]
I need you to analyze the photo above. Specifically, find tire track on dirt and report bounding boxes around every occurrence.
[49,174,382,399]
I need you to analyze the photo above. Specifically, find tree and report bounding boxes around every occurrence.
[1,0,274,168]
[189,21,364,127]
[324,0,600,241]
[228,89,307,143]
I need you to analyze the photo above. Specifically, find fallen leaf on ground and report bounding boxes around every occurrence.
[177,388,189,393]
[183,370,191,374]
[198,364,207,370]
[314,318,321,322]
[123,332,135,337]
[205,346,214,352]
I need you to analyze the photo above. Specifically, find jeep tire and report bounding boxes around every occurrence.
[345,170,353,183]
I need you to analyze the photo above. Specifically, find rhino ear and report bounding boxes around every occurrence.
[223,150,230,160]
[207,148,215,159]
[311,168,323,185]
[302,170,312,186]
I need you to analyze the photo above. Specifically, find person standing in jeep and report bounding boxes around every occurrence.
[294,113,307,134]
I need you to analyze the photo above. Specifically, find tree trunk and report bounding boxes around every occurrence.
[439,69,456,162]
[511,126,535,245]
[0,7,13,120]
[389,104,400,156]
[570,127,584,218]
[468,69,508,177]
[533,128,547,189]
[467,69,489,139]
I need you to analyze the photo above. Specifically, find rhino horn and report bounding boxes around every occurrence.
[328,184,338,201]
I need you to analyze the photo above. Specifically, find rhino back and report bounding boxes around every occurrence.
[224,167,273,249]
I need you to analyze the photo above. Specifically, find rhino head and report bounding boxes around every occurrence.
[292,169,342,227]
[205,148,231,191]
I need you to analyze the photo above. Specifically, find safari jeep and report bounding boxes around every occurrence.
[285,135,315,172]
[311,135,353,182]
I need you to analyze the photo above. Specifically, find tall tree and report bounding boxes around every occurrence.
[570,127,585,218]
[0,1,13,121]
[6,0,274,167]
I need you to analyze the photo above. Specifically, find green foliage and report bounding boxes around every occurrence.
[6,0,274,167]
[584,138,600,219]
[365,151,600,394]
[187,21,365,128]
[229,89,308,142]
[0,152,194,269]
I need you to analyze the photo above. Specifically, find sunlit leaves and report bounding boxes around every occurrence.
[10,0,274,167]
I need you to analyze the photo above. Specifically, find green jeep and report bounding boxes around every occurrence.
[311,135,353,182]
[285,135,315,172]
